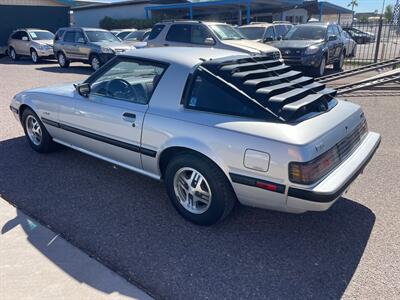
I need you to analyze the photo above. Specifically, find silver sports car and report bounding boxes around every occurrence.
[10,47,381,225]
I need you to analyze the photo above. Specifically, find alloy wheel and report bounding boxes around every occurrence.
[25,115,42,146]
[91,57,100,71]
[173,167,212,214]
[58,53,65,66]
[31,51,38,63]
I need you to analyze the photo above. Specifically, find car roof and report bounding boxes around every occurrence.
[120,47,248,68]
[239,23,273,28]
[63,27,109,31]
[157,20,226,26]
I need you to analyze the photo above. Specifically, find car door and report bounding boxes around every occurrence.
[326,25,337,63]
[73,30,90,60]
[14,31,29,55]
[59,57,167,168]
[332,25,343,57]
[62,30,77,59]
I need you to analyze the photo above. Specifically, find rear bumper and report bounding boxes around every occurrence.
[287,132,381,211]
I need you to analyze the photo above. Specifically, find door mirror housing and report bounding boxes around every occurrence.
[264,37,274,42]
[77,37,86,43]
[22,36,28,41]
[76,82,91,97]
[328,35,337,41]
[204,37,215,45]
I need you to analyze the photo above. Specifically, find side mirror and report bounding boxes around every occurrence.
[76,82,91,97]
[22,36,28,41]
[77,37,86,43]
[328,35,337,41]
[204,37,215,45]
[264,37,274,42]
[277,35,283,41]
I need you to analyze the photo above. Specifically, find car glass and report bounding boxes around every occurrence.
[148,25,165,40]
[238,27,265,40]
[166,24,191,43]
[209,24,244,40]
[29,31,54,40]
[191,25,213,44]
[85,31,120,42]
[64,31,75,43]
[283,26,326,40]
[90,59,166,104]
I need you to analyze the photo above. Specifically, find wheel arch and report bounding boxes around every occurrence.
[158,144,230,181]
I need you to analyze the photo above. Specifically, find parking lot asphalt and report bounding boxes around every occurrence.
[1,57,399,299]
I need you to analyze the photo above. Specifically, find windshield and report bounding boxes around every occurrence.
[86,31,120,43]
[283,26,326,40]
[125,31,146,41]
[210,24,244,40]
[29,31,54,40]
[238,27,265,40]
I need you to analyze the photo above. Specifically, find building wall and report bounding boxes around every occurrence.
[282,8,308,24]
[0,0,65,6]
[311,13,353,25]
[0,5,69,50]
[72,4,158,27]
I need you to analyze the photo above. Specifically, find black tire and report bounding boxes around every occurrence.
[57,52,70,68]
[164,153,236,226]
[9,47,19,61]
[21,108,55,153]
[31,49,40,63]
[333,51,345,71]
[90,54,101,71]
[311,56,326,77]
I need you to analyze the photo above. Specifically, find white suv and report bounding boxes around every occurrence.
[146,20,281,57]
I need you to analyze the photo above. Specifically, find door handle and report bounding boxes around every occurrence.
[122,112,136,127]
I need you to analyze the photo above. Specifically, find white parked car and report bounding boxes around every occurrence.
[10,47,380,225]
[8,28,55,63]
[146,20,282,57]
[341,30,357,57]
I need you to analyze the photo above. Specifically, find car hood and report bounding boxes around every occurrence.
[223,39,279,54]
[91,41,132,50]
[271,40,323,49]
[20,82,78,98]
[34,40,54,46]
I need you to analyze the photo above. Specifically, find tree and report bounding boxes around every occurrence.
[348,0,358,12]
[384,4,393,21]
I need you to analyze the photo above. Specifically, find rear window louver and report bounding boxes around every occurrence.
[202,56,337,122]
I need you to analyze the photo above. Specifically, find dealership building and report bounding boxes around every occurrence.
[72,0,353,27]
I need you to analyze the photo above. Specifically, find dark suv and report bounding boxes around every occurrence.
[53,27,132,70]
[271,23,345,76]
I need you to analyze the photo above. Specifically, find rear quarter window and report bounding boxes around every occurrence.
[184,70,266,119]
[148,25,165,40]
[166,24,191,43]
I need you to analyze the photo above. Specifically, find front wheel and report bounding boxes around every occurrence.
[334,51,345,70]
[21,108,55,153]
[164,153,236,226]
[90,54,101,71]
[312,56,326,77]
[31,49,39,63]
[57,52,70,68]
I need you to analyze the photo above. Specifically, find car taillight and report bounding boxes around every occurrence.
[289,147,341,185]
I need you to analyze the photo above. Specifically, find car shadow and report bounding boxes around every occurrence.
[0,136,376,300]
[0,56,92,75]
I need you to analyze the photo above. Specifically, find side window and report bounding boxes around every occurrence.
[264,26,275,40]
[64,31,75,43]
[166,24,191,43]
[185,71,265,118]
[327,26,335,38]
[74,31,85,43]
[20,31,29,40]
[55,29,65,41]
[332,25,339,36]
[276,25,289,38]
[148,24,165,40]
[11,31,22,40]
[190,25,213,44]
[90,58,167,104]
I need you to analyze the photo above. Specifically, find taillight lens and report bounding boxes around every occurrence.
[289,147,341,185]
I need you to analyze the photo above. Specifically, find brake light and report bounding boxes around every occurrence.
[289,147,340,185]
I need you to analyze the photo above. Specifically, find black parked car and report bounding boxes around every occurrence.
[343,27,375,44]
[271,23,345,77]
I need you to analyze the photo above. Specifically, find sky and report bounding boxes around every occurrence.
[104,0,398,13]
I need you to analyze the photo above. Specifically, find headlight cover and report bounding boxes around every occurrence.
[101,47,114,54]
[304,45,321,55]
